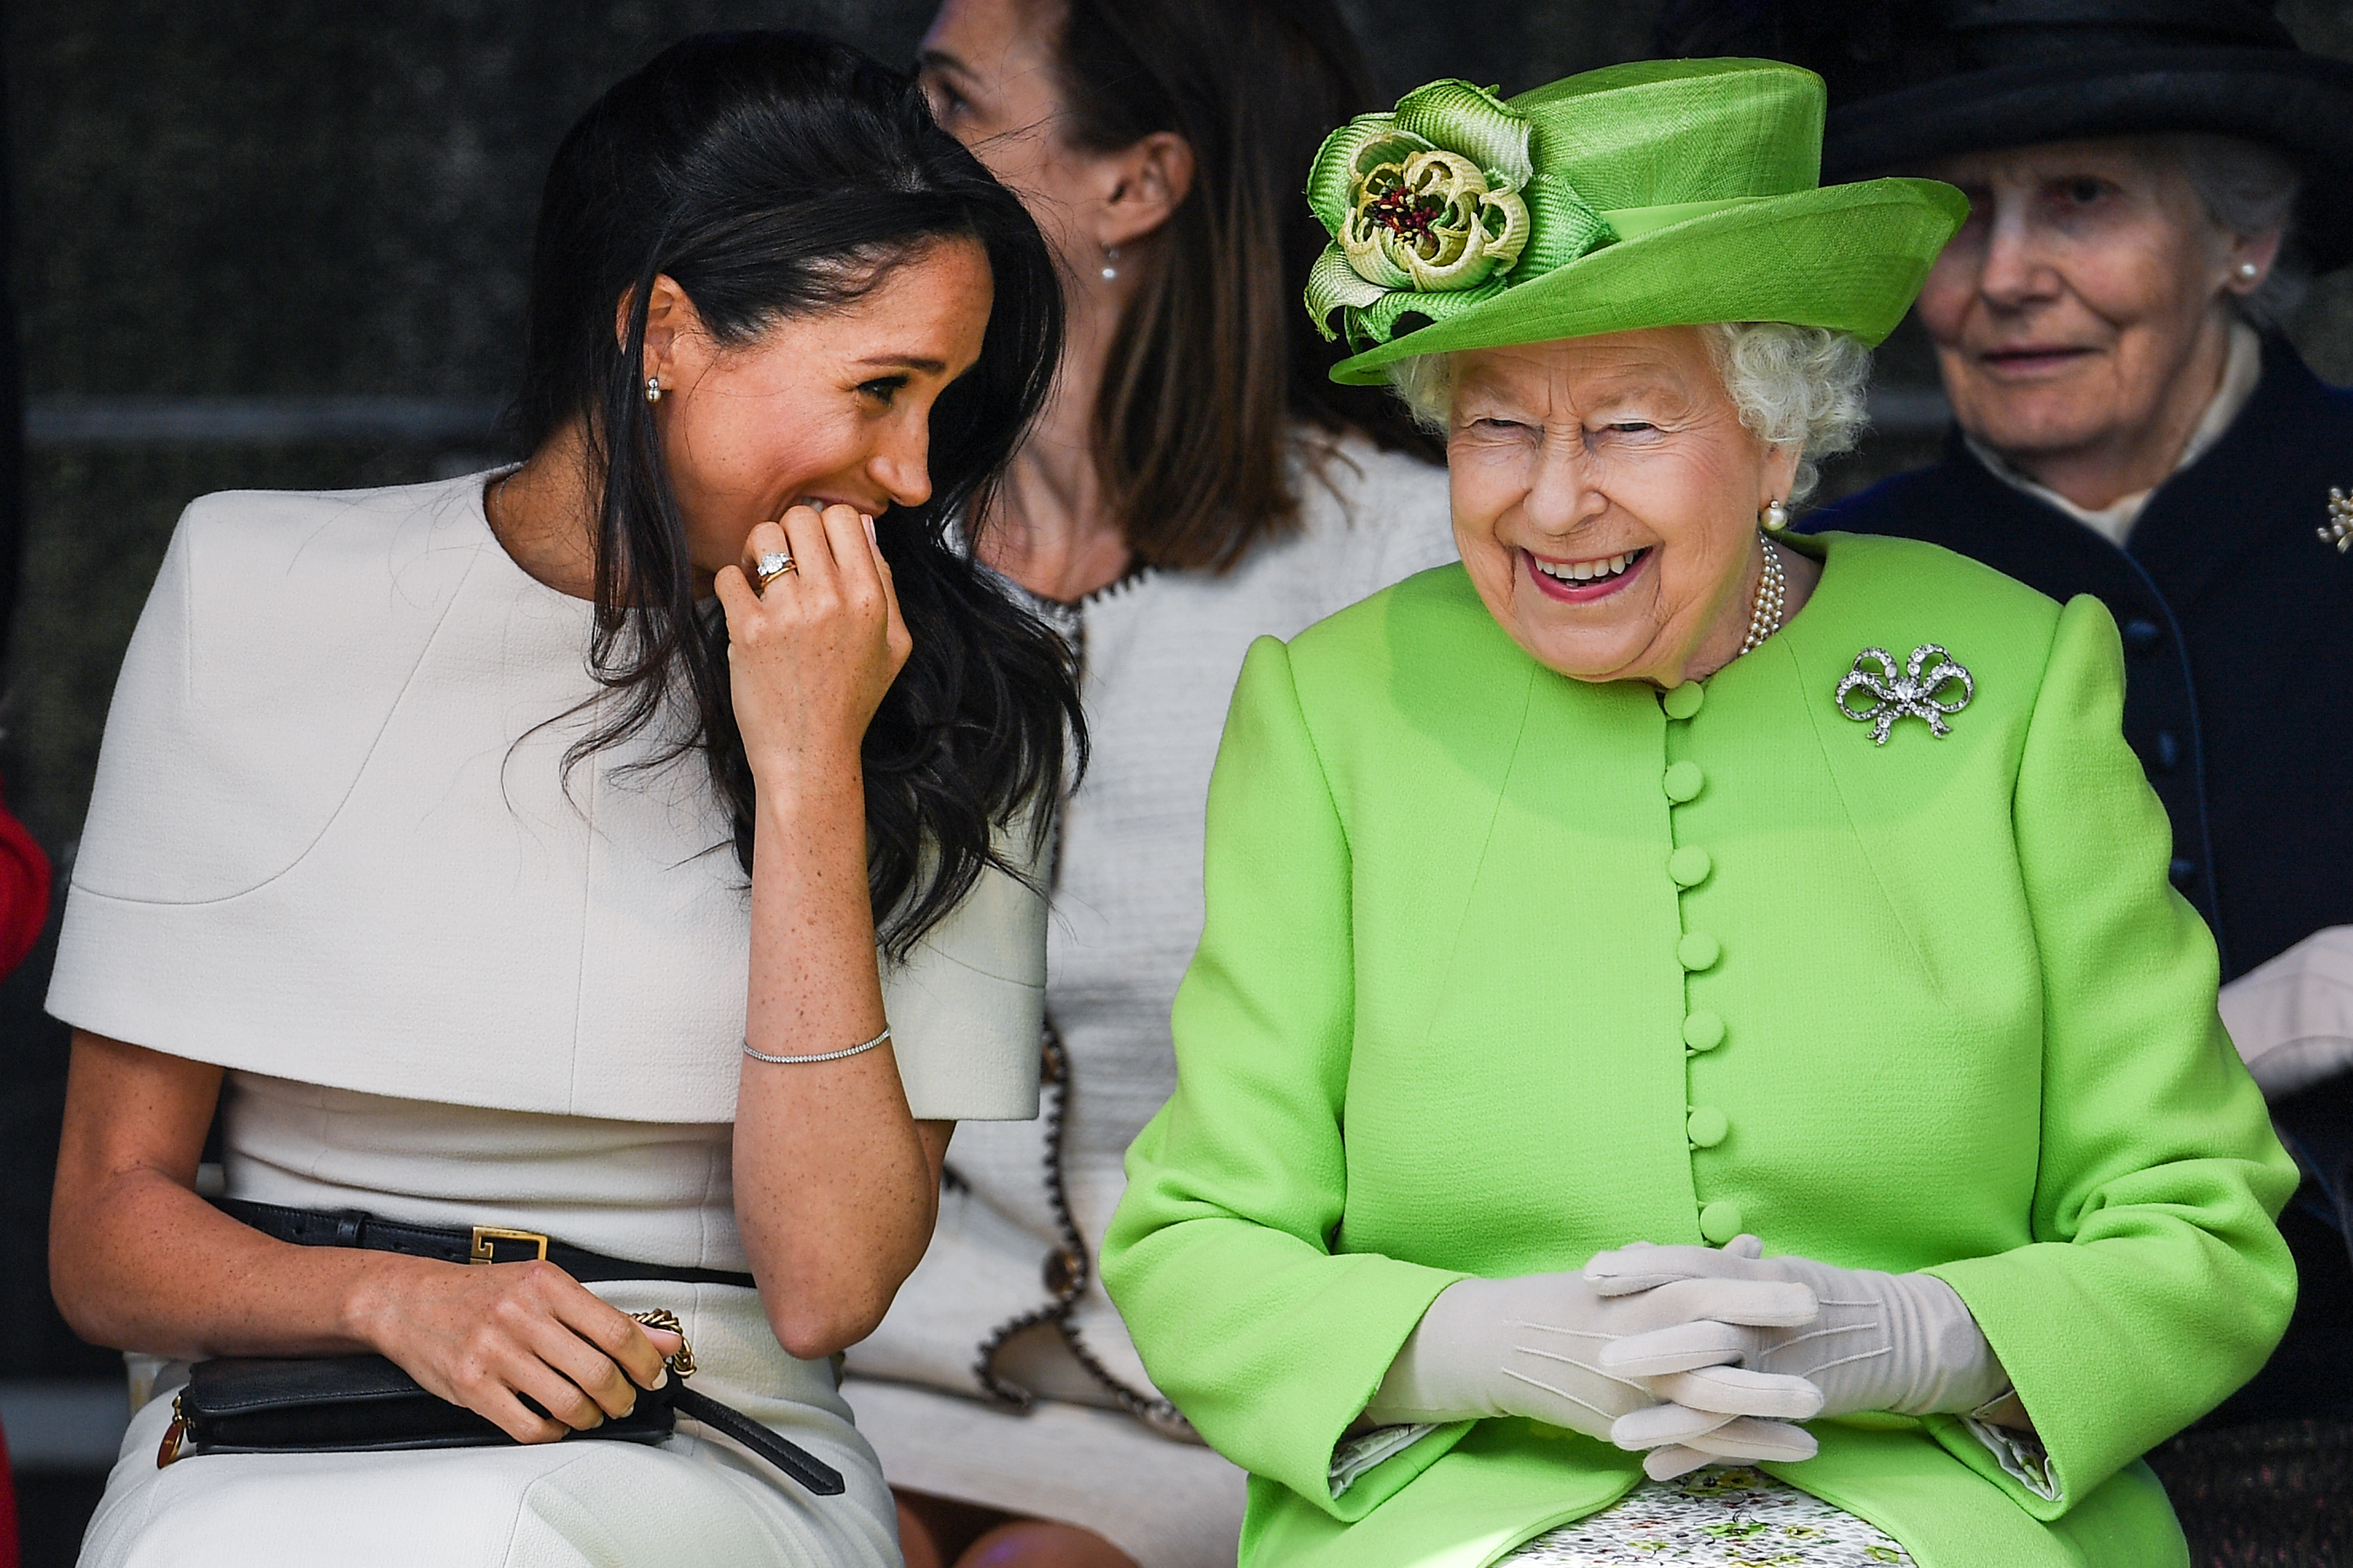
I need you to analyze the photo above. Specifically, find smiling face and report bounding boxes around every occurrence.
[644,237,994,593]
[1912,139,2268,503]
[1446,327,1798,688]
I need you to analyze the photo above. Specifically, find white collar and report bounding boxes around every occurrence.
[1963,321,2263,548]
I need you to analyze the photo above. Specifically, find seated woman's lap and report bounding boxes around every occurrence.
[86,1283,900,1568]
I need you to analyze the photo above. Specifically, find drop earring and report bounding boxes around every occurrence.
[1762,498,1789,532]
[645,375,663,405]
[1099,245,1120,282]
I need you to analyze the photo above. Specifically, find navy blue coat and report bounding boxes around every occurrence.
[1811,336,2353,1421]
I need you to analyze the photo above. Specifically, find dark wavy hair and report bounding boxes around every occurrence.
[507,31,1081,955]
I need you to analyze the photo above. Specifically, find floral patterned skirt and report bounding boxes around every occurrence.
[1501,1467,1912,1566]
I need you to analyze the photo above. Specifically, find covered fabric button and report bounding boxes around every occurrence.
[1687,1107,1729,1147]
[1662,681,1705,720]
[1678,932,1721,971]
[1699,1200,1745,1244]
[1668,846,1712,887]
[1682,1010,1725,1052]
[1662,760,1704,802]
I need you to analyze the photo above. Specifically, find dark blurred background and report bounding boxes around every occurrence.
[4,2,2352,1562]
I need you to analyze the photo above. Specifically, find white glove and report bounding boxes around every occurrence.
[1587,1236,2009,1479]
[1367,1269,1827,1465]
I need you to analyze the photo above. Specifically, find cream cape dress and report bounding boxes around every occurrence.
[840,433,1454,1568]
[47,472,1048,1568]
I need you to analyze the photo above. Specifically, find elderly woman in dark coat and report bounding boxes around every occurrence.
[1657,0,2353,1431]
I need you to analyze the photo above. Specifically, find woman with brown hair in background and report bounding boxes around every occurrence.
[835,3,1455,1566]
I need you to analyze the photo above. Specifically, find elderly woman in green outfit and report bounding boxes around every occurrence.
[1101,59,2297,1568]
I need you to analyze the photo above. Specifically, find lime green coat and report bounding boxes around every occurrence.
[1101,533,2297,1568]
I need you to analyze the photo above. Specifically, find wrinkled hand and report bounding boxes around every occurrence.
[714,503,912,783]
[1366,1269,1825,1456]
[354,1257,683,1444]
[1586,1236,2005,1479]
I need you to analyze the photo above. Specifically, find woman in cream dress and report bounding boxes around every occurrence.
[842,5,1452,1567]
[44,33,1078,1567]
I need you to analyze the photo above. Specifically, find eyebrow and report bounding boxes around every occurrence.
[915,46,971,81]
[858,355,951,375]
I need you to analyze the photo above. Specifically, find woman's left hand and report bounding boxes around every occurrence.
[714,503,913,783]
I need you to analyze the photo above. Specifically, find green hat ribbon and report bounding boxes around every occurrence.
[1305,79,1757,352]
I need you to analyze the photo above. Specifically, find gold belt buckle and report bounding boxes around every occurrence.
[469,1226,550,1265]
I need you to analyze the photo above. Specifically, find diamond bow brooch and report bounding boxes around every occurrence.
[1835,645,1974,746]
[2322,488,2353,554]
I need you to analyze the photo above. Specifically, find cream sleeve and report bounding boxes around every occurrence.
[881,815,1049,1122]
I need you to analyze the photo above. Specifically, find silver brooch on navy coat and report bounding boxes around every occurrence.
[1835,645,1974,745]
[2322,488,2353,554]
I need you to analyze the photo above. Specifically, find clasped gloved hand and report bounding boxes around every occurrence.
[1584,1236,2011,1479]
[1364,1267,1828,1466]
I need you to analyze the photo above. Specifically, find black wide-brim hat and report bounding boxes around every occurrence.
[1653,0,2353,269]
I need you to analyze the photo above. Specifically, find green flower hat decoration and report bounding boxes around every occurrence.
[1302,59,1973,382]
[1307,81,1561,349]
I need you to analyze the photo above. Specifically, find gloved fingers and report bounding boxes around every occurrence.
[1723,1235,1765,1261]
[1598,1319,1751,1376]
[1587,1239,1772,1295]
[1611,1401,1735,1450]
[1646,1276,1818,1327]
[1642,1444,1719,1481]
[1645,1365,1825,1420]
[1676,1415,1819,1464]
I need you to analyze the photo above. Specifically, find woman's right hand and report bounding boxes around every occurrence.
[714,502,912,788]
[1367,1269,1825,1453]
[351,1256,682,1444]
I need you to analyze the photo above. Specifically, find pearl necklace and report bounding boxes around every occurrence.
[1735,536,1787,659]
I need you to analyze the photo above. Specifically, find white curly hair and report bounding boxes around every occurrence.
[1385,322,1874,504]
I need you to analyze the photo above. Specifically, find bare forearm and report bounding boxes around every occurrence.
[734,775,939,1357]
[52,1159,425,1362]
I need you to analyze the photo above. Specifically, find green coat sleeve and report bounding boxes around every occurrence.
[1102,635,1472,1519]
[1925,593,2299,1516]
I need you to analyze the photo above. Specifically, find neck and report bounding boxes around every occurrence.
[977,248,1141,603]
[485,421,602,602]
[2007,310,2236,512]
[1674,535,1822,685]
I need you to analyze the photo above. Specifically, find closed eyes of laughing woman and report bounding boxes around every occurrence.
[46,32,1078,1568]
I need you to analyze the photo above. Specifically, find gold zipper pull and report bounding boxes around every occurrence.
[156,1395,190,1467]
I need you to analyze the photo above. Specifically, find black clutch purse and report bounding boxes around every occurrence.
[158,1315,844,1495]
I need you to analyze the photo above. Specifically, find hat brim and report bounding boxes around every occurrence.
[1822,48,2353,269]
[1328,178,1965,385]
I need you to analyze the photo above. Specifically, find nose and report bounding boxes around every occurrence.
[1522,432,1607,536]
[867,412,934,512]
[1976,197,2059,313]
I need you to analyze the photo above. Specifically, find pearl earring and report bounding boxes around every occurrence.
[2235,261,2261,282]
[1099,245,1120,282]
[645,375,663,405]
[1762,498,1790,532]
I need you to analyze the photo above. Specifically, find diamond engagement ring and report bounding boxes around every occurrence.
[752,551,798,592]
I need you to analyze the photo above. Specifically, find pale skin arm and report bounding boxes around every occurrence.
[716,501,955,1360]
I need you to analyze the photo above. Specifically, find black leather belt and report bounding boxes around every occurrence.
[218,1198,757,1290]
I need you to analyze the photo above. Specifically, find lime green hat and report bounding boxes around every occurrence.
[1306,58,1968,384]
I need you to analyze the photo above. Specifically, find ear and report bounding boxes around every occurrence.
[2221,225,2286,299]
[1094,131,1197,251]
[616,273,699,388]
[1760,439,1802,509]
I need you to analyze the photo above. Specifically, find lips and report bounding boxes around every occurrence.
[1526,545,1651,602]
[1975,345,2095,376]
